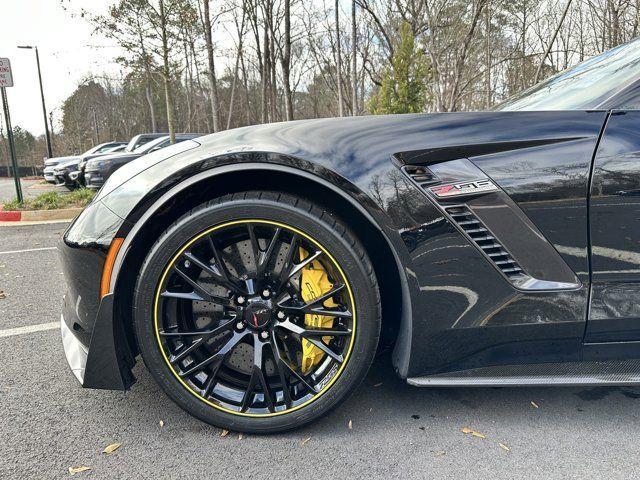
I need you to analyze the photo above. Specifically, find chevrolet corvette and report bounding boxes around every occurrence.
[60,38,640,433]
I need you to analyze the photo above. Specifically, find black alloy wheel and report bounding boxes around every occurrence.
[134,192,381,433]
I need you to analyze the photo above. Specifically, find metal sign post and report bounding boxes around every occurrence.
[0,57,22,203]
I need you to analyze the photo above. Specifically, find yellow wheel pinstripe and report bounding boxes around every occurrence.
[153,219,357,417]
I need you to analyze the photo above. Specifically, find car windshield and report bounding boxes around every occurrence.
[496,37,640,111]
[133,136,169,154]
[83,145,103,156]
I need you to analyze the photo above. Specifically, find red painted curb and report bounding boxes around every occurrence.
[0,210,22,221]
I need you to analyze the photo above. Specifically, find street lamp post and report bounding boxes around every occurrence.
[17,45,53,159]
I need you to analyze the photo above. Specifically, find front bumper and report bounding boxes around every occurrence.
[59,200,135,390]
[43,167,56,183]
[61,292,135,390]
[54,169,78,187]
[84,170,105,190]
[60,313,88,384]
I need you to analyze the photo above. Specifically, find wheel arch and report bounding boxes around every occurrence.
[112,162,409,359]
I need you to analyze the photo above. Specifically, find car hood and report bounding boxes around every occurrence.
[86,152,141,167]
[81,152,120,162]
[194,111,607,168]
[54,158,81,170]
[45,155,78,167]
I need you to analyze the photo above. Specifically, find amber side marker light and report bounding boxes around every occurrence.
[100,237,125,298]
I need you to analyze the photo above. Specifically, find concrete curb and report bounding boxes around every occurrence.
[0,207,83,222]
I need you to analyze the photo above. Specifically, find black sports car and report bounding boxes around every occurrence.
[83,134,201,190]
[60,38,640,433]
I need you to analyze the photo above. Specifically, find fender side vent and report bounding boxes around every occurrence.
[445,205,525,279]
[402,165,438,187]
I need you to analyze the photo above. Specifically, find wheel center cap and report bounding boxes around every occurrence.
[243,299,273,329]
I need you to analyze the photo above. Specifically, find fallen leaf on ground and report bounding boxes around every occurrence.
[461,427,486,439]
[434,451,446,457]
[530,401,539,408]
[348,420,353,430]
[159,420,164,427]
[220,429,229,437]
[103,442,122,454]
[300,437,311,446]
[499,443,511,452]
[68,466,91,475]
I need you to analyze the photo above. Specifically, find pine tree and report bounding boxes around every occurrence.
[369,23,429,114]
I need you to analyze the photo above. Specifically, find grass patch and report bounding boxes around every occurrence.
[2,188,95,211]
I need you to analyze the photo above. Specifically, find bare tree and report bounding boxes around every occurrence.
[351,0,357,115]
[535,0,574,82]
[281,0,294,120]
[335,0,344,116]
[202,0,221,132]
[157,0,176,142]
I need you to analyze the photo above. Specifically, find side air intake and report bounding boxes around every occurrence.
[445,205,525,279]
[402,165,438,188]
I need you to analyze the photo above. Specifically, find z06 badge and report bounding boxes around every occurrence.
[429,179,499,198]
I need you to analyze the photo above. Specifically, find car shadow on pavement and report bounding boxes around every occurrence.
[98,350,640,438]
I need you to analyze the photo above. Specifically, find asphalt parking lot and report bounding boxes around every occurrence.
[0,177,62,203]
[2,222,640,479]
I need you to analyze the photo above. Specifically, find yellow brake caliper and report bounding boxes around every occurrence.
[299,247,337,374]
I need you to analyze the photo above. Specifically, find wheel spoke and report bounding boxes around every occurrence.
[276,320,345,363]
[183,251,242,293]
[280,358,317,394]
[247,224,260,275]
[306,284,345,307]
[277,283,351,319]
[159,318,236,337]
[161,290,204,301]
[240,336,276,413]
[276,234,299,290]
[207,236,245,293]
[173,266,232,306]
[269,336,293,408]
[278,303,353,319]
[201,365,219,399]
[180,330,249,377]
[287,250,323,281]
[257,227,281,278]
[276,319,352,338]
[169,337,206,364]
[163,320,236,365]
[305,338,344,363]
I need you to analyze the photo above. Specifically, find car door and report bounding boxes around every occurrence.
[588,109,640,342]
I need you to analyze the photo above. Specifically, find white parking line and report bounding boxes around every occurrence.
[0,246,57,255]
[0,322,59,338]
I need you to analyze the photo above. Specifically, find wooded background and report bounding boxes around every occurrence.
[2,0,640,173]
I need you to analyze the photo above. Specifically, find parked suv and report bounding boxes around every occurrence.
[43,142,125,184]
[84,134,202,190]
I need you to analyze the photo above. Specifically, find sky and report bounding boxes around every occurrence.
[0,1,122,136]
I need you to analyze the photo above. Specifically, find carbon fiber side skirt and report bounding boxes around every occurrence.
[407,359,640,387]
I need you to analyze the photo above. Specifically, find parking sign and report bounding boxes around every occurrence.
[0,58,14,87]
